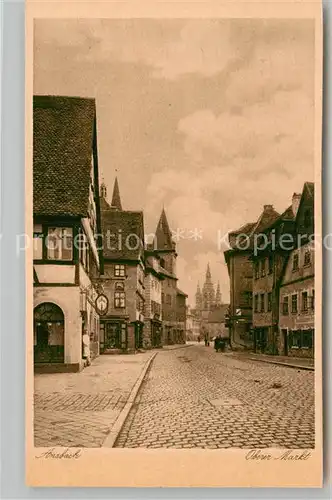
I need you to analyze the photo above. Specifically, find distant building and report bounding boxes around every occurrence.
[207,304,230,340]
[33,96,103,372]
[195,265,223,339]
[99,179,145,353]
[279,183,315,358]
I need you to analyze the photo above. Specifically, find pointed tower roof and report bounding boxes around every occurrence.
[111,177,122,211]
[154,208,174,250]
[206,263,211,280]
[215,281,222,305]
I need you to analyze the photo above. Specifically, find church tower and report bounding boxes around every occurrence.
[215,281,222,306]
[195,283,202,313]
[202,263,215,311]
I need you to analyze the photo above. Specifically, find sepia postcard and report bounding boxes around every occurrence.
[26,0,323,488]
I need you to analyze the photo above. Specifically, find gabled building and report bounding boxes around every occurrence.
[33,95,103,372]
[207,304,230,340]
[279,183,315,358]
[251,201,299,354]
[99,179,145,353]
[224,222,256,348]
[153,209,179,345]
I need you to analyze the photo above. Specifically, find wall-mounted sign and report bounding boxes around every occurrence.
[95,294,109,316]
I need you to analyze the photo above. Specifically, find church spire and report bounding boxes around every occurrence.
[215,281,222,306]
[154,208,174,250]
[206,263,212,281]
[111,177,122,211]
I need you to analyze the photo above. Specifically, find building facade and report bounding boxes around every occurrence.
[99,180,145,353]
[175,289,187,344]
[33,95,103,372]
[224,223,256,349]
[279,183,315,358]
[152,209,182,345]
[144,252,164,348]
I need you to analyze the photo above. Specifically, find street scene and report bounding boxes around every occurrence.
[33,19,316,450]
[34,344,314,449]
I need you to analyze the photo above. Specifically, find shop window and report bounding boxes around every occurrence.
[290,330,301,348]
[302,329,313,348]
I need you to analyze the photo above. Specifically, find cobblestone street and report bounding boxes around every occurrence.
[34,352,152,447]
[115,344,315,449]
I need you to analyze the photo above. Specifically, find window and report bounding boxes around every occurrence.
[254,262,259,280]
[282,296,289,315]
[310,289,315,310]
[302,291,308,312]
[260,293,265,313]
[267,292,272,312]
[268,255,273,274]
[46,227,73,260]
[291,294,298,314]
[292,253,299,271]
[115,264,125,277]
[261,259,266,277]
[33,224,43,259]
[115,282,125,291]
[304,251,311,266]
[254,295,258,312]
[290,330,301,348]
[302,329,313,348]
[114,290,125,308]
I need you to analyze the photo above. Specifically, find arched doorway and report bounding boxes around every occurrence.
[34,302,65,363]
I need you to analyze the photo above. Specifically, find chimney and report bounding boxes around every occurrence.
[292,193,301,216]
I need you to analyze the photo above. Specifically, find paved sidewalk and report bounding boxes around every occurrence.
[226,351,314,370]
[34,352,153,447]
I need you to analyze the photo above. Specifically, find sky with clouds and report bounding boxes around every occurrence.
[34,18,315,306]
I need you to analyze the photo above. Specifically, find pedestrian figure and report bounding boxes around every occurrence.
[214,336,219,352]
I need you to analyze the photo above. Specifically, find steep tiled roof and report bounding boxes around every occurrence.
[250,205,281,235]
[154,208,175,250]
[101,209,144,261]
[33,95,96,217]
[229,222,256,236]
[176,288,188,297]
[305,182,314,198]
[208,304,229,323]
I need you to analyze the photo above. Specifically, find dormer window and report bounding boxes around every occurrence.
[114,264,125,277]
